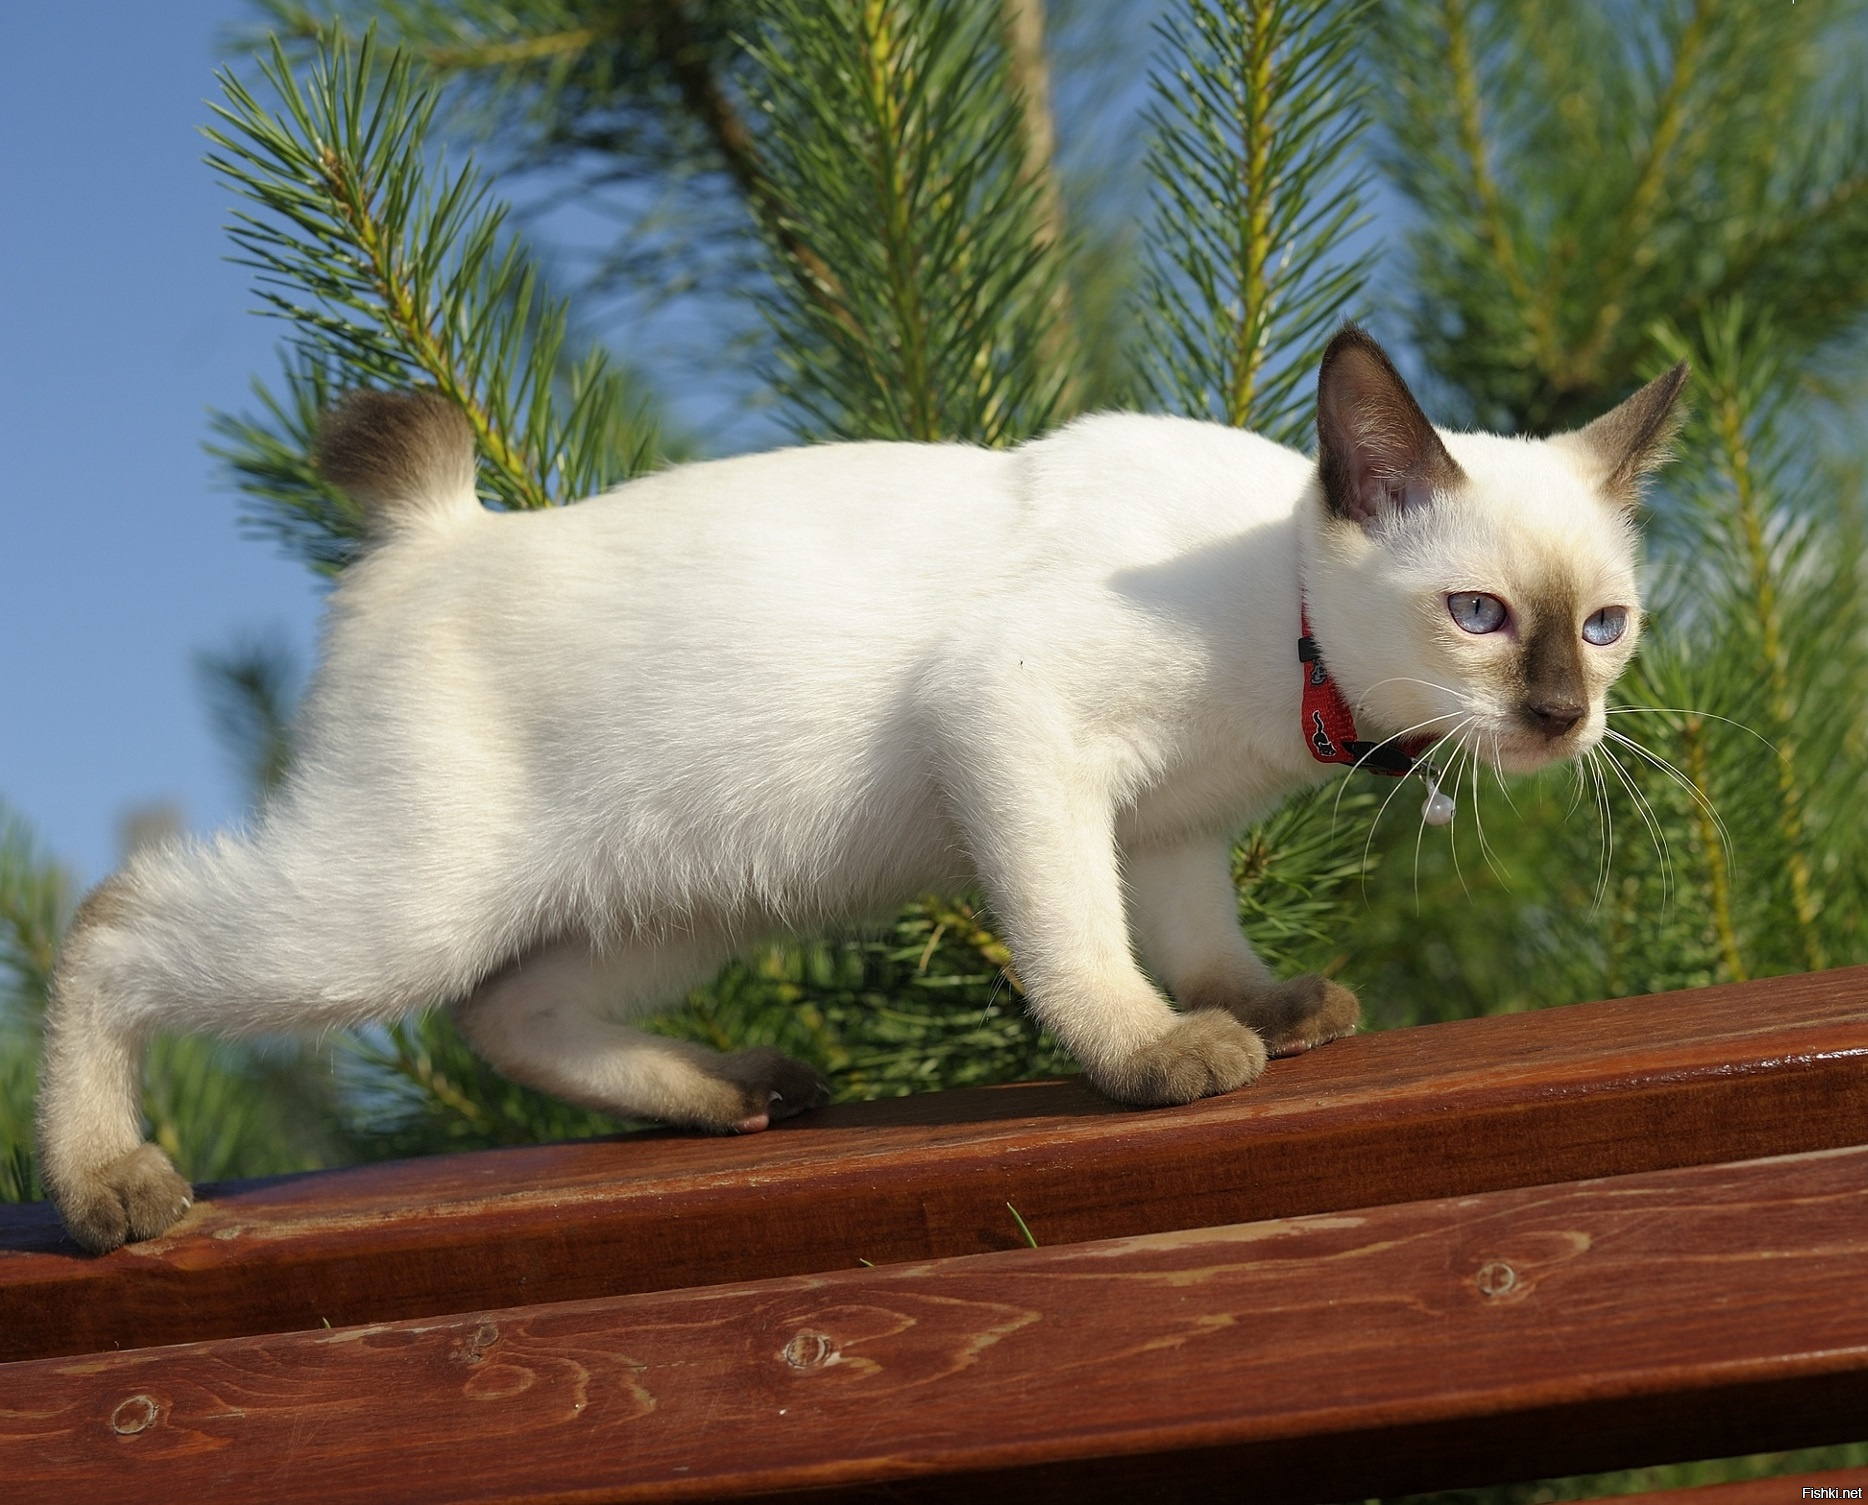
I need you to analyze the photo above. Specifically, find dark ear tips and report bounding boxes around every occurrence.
[1316,323,1464,528]
[1564,360,1692,507]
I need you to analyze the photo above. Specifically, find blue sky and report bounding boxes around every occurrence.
[1,0,324,883]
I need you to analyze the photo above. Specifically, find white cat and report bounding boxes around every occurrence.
[37,326,1686,1252]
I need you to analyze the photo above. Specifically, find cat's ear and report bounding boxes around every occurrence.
[1557,361,1691,509]
[1316,324,1465,528]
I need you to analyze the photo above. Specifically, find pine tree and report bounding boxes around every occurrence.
[10,6,1868,1480]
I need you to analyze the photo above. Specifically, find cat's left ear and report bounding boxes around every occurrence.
[1316,324,1466,529]
[1557,361,1691,509]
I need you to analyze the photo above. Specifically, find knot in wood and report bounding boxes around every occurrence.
[781,1330,836,1371]
[1474,1261,1518,1298]
[110,1395,160,1435]
[455,1321,501,1365]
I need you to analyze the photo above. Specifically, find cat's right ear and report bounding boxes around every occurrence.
[1316,324,1465,529]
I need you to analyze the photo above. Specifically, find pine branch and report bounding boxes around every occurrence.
[195,633,303,804]
[0,805,70,1021]
[1654,306,1829,971]
[1376,0,1868,430]
[1678,712,1745,982]
[1560,0,1714,390]
[253,2,859,338]
[745,0,1067,445]
[1141,0,1374,445]
[205,29,662,571]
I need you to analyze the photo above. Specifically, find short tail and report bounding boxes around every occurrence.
[316,388,480,531]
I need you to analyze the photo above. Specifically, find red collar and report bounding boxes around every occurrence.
[1299,605,1430,776]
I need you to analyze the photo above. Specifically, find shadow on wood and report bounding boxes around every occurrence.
[3,966,1866,1362]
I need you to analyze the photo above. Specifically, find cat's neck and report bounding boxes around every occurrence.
[1293,486,1416,754]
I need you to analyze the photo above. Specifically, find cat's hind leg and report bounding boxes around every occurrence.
[35,880,195,1253]
[454,932,830,1133]
[37,828,524,1253]
[1127,835,1359,1058]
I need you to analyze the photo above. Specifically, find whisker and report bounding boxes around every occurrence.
[1349,676,1468,717]
[1565,755,1589,818]
[1468,736,1511,889]
[1366,725,1460,906]
[1605,705,1778,755]
[1585,747,1614,913]
[1412,716,1475,906]
[1599,738,1673,905]
[1441,733,1474,901]
[1489,730,1522,816]
[1331,708,1466,829]
[1602,728,1737,876]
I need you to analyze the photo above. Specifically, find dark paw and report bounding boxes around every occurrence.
[56,1143,193,1255]
[1094,1011,1268,1107]
[720,1046,831,1130]
[1253,975,1360,1058]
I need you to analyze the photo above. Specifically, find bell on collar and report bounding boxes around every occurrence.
[1421,763,1457,827]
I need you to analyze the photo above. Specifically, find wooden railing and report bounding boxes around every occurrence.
[4,967,1866,1502]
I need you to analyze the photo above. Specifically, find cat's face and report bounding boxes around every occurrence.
[1306,327,1688,775]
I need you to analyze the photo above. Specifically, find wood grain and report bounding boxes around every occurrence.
[3,965,1866,1363]
[4,1145,1866,1504]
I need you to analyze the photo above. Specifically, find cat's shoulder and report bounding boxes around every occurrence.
[1024,411,1311,482]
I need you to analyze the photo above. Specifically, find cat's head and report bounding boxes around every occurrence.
[1303,325,1689,774]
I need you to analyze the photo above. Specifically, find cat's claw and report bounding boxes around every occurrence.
[713,1046,829,1132]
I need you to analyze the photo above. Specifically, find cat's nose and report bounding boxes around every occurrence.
[1527,699,1585,738]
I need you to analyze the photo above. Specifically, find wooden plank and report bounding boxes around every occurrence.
[4,1145,1867,1505]
[1587,1469,1868,1505]
[3,964,1866,1363]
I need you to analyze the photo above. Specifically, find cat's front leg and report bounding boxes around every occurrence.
[1127,835,1359,1058]
[946,744,1267,1107]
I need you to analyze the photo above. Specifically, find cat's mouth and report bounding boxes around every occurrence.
[1440,712,1600,776]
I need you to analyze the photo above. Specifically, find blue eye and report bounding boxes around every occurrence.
[1448,592,1507,634]
[1583,606,1628,646]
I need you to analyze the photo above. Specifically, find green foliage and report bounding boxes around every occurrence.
[0,803,349,1200]
[1384,1439,1868,1505]
[0,807,67,1200]
[745,0,1066,445]
[250,0,765,308]
[195,632,303,801]
[205,28,664,572]
[1142,0,1372,445]
[1371,0,1868,433]
[0,806,68,1022]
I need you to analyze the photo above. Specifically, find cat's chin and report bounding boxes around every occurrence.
[1488,729,1598,776]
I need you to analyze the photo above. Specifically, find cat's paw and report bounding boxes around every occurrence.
[1249,974,1360,1058]
[717,1046,831,1132]
[1096,1011,1269,1107]
[55,1143,193,1255]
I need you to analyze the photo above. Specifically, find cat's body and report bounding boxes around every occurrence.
[38,328,1688,1252]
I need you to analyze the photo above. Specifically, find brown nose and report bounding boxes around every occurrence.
[1527,700,1585,738]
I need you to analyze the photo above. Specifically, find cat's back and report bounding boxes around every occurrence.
[493,438,1020,634]
[1018,412,1314,566]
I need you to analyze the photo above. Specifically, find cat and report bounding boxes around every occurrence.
[36,325,1687,1253]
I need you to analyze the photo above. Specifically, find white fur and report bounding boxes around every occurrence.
[37,409,1640,1245]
